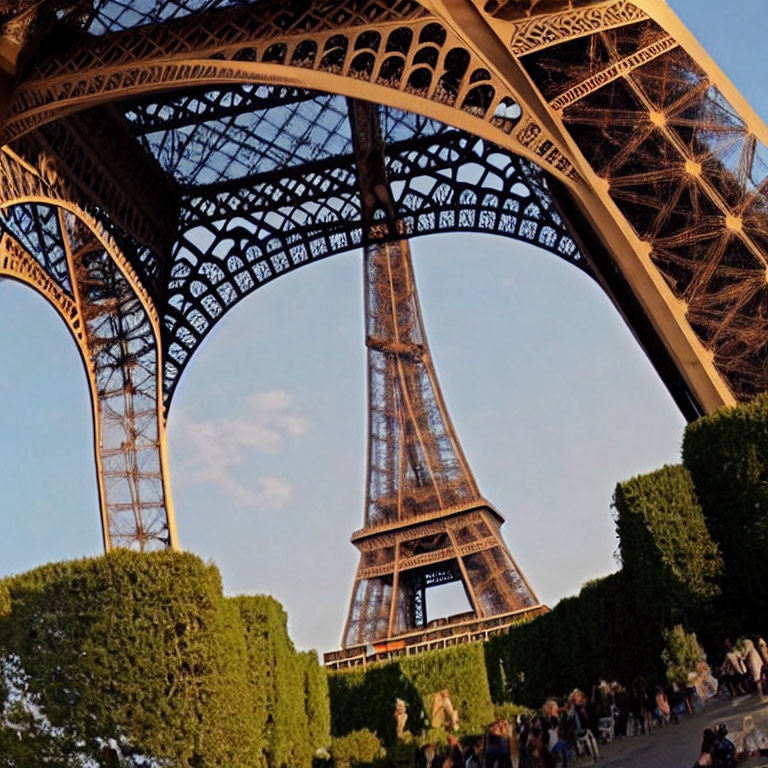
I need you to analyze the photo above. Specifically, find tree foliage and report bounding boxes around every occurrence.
[301,650,332,753]
[683,392,768,631]
[0,551,329,767]
[484,463,728,708]
[329,643,493,745]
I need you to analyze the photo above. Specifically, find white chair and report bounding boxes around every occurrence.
[598,716,614,744]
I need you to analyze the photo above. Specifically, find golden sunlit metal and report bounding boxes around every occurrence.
[0,0,765,582]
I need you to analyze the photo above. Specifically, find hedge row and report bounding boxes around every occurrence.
[683,391,768,633]
[484,463,724,708]
[0,551,330,766]
[329,642,493,745]
[485,572,641,707]
[615,464,722,613]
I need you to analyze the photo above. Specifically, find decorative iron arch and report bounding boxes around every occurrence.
[0,182,178,552]
[139,87,588,405]
[1,0,767,551]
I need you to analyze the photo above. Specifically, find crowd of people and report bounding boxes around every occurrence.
[413,635,768,768]
[719,638,768,698]
[418,680,675,768]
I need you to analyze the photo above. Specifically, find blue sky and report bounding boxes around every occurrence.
[0,0,765,653]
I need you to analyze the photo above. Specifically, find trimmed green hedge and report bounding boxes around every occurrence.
[329,642,493,745]
[683,392,768,632]
[0,550,250,765]
[484,572,650,707]
[615,464,722,611]
[330,728,385,768]
[235,594,313,768]
[0,551,330,767]
[485,463,728,708]
[302,649,332,753]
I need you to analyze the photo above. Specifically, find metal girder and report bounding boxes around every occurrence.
[0,0,767,555]
[59,211,175,551]
[0,147,178,552]
[4,1,555,176]
[1,200,72,292]
[0,228,82,341]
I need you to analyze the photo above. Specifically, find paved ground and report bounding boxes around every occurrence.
[587,695,768,768]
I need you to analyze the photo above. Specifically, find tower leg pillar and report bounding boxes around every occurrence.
[0,139,177,553]
[58,209,177,552]
[387,541,401,637]
[446,526,483,618]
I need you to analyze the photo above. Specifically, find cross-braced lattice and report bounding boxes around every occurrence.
[0,0,764,571]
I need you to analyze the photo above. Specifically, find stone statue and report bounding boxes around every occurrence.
[430,689,459,731]
[394,698,408,739]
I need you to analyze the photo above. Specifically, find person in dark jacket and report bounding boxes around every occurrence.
[712,724,736,768]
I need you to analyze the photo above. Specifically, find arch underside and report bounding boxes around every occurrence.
[4,78,713,422]
[518,13,768,405]
[143,87,589,405]
[0,1,767,425]
[5,83,593,409]
[0,204,174,551]
[11,76,707,418]
[6,0,768,419]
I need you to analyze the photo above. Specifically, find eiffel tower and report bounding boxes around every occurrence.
[0,1,766,580]
[334,100,544,657]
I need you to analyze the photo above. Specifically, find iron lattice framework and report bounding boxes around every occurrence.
[0,0,766,566]
[341,99,541,647]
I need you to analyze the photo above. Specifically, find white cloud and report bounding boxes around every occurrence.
[170,390,308,510]
[213,474,293,510]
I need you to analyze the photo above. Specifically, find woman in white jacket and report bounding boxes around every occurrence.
[739,638,765,695]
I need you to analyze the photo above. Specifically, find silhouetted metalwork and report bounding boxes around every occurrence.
[0,2,765,568]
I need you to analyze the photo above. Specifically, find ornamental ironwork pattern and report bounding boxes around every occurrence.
[505,1,647,56]
[7,0,578,178]
[519,15,768,400]
[0,230,81,341]
[2,202,72,293]
[0,0,765,578]
[149,87,582,403]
